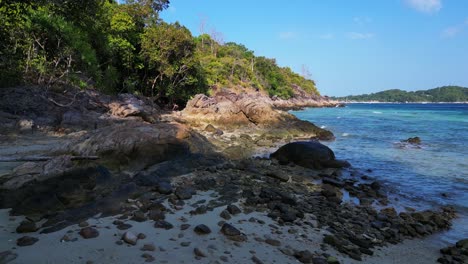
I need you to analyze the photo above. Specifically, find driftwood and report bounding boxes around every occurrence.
[0,156,99,162]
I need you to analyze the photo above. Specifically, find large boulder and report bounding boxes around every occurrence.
[65,122,215,170]
[109,94,159,123]
[270,141,350,169]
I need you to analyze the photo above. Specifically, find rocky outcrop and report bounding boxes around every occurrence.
[109,93,159,123]
[64,122,216,170]
[270,141,350,169]
[182,92,334,140]
[271,85,339,110]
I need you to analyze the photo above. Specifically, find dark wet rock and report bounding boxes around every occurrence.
[0,251,18,263]
[131,211,147,222]
[322,177,344,188]
[251,255,264,264]
[155,181,173,194]
[16,236,39,246]
[264,171,290,182]
[221,223,241,236]
[311,257,328,264]
[265,238,281,246]
[154,220,173,230]
[16,220,38,233]
[175,187,195,200]
[227,204,241,215]
[141,253,155,262]
[438,238,468,264]
[370,181,381,191]
[148,209,165,221]
[117,223,132,230]
[194,224,212,235]
[294,250,314,263]
[220,210,232,220]
[259,188,297,205]
[271,141,348,169]
[194,247,207,258]
[79,227,99,239]
[180,224,191,230]
[180,242,191,247]
[137,233,146,240]
[404,137,421,144]
[191,205,208,215]
[141,243,156,252]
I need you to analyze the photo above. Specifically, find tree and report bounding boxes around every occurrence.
[140,22,206,104]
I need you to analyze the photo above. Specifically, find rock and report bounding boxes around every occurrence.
[271,141,345,169]
[252,255,264,264]
[78,221,89,227]
[16,236,39,246]
[117,223,132,230]
[221,223,241,236]
[194,224,212,235]
[141,243,156,251]
[109,93,159,122]
[265,171,290,182]
[311,258,328,264]
[148,209,165,221]
[180,224,191,230]
[131,211,147,222]
[180,242,191,247]
[456,238,468,249]
[0,251,18,263]
[175,187,195,200]
[141,253,155,262]
[326,256,340,264]
[227,204,242,215]
[122,231,138,245]
[322,177,344,188]
[194,247,207,258]
[220,210,232,220]
[204,124,217,133]
[154,220,174,230]
[16,220,38,233]
[294,250,314,263]
[404,137,421,144]
[79,227,99,239]
[137,233,146,240]
[265,238,281,246]
[156,181,173,194]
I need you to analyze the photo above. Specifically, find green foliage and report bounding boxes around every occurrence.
[336,86,468,102]
[0,0,318,104]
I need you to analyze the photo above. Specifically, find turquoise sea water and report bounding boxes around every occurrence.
[291,103,468,241]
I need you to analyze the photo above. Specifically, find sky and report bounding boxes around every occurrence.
[160,0,468,96]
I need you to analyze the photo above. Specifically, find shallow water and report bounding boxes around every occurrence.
[292,103,468,243]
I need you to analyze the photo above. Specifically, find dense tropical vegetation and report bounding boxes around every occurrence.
[335,86,468,103]
[0,0,318,106]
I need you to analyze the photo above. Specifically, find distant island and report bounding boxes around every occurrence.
[334,86,468,103]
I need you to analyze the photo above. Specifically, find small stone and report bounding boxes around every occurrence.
[141,243,156,252]
[78,221,89,228]
[141,253,155,262]
[16,220,38,233]
[116,241,124,245]
[311,257,328,264]
[221,223,241,236]
[194,224,211,235]
[60,235,71,242]
[122,231,138,245]
[227,204,241,215]
[137,233,146,240]
[294,250,314,263]
[0,251,18,263]
[117,223,132,230]
[175,187,195,200]
[194,247,207,257]
[148,210,165,221]
[79,227,99,239]
[16,236,39,246]
[220,210,232,220]
[326,256,340,264]
[180,224,191,230]
[131,211,147,222]
[156,181,173,194]
[265,238,281,246]
[252,255,264,264]
[154,220,174,230]
[180,242,191,247]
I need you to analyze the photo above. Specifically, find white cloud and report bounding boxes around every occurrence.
[353,17,372,25]
[346,32,374,40]
[442,27,460,38]
[441,18,468,38]
[405,0,442,14]
[279,31,297,40]
[318,33,334,39]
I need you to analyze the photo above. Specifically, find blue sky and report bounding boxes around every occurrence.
[160,0,468,96]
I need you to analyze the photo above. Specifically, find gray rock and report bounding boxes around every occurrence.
[154,220,173,230]
[221,223,241,236]
[16,236,39,246]
[122,231,138,245]
[0,250,18,263]
[227,204,241,215]
[16,220,38,233]
[194,224,212,235]
[194,247,207,257]
[79,227,99,239]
